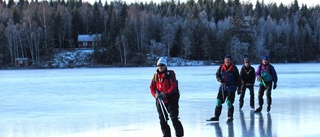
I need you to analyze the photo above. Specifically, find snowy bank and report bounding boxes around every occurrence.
[45,50,213,68]
[46,49,94,68]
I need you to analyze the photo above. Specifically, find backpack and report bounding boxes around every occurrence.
[259,65,273,82]
[154,70,180,94]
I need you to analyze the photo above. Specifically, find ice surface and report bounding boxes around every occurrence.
[1,63,320,137]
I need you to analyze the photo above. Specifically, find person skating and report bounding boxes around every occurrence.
[255,55,278,112]
[239,58,256,110]
[150,57,184,137]
[207,55,241,122]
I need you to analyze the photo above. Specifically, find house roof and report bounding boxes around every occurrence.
[15,58,28,60]
[78,34,101,42]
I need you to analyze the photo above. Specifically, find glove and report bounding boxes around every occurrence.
[160,92,166,99]
[156,92,166,100]
[237,89,241,95]
[257,77,262,82]
[273,83,277,90]
[218,79,225,84]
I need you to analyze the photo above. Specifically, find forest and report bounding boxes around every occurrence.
[0,0,319,68]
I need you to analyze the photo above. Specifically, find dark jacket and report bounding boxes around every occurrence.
[216,63,241,91]
[240,65,256,85]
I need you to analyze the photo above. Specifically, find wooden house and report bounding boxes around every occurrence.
[77,34,101,48]
[15,58,28,67]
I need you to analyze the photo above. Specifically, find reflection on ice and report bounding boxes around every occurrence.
[239,110,255,137]
[205,110,272,137]
[1,64,320,137]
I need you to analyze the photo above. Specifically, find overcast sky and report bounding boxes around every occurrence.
[83,0,319,7]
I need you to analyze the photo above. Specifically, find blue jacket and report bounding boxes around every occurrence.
[216,64,241,91]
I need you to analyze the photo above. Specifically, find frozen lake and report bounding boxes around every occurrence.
[1,63,320,137]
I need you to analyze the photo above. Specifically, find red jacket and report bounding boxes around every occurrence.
[150,70,178,103]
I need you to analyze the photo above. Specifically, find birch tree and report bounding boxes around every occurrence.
[5,21,24,64]
[79,3,92,33]
[55,4,72,49]
[23,5,37,65]
[38,2,53,53]
[161,18,175,57]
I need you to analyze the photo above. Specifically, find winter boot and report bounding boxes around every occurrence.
[207,106,222,121]
[172,117,184,137]
[254,106,262,112]
[207,116,219,121]
[250,100,255,110]
[226,106,234,122]
[160,122,171,137]
[267,105,271,112]
[226,117,234,123]
[250,104,255,110]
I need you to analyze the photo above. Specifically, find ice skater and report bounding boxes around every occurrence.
[207,55,241,122]
[150,57,184,137]
[239,58,256,110]
[255,55,278,112]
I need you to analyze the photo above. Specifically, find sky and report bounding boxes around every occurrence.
[84,0,320,7]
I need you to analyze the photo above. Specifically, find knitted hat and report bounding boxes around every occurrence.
[224,54,232,61]
[157,57,167,66]
[244,58,250,63]
[262,55,269,61]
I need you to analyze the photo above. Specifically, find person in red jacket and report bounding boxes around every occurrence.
[150,57,184,137]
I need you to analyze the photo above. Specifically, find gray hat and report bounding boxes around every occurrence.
[244,58,250,63]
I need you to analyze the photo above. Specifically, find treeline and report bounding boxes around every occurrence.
[0,0,319,67]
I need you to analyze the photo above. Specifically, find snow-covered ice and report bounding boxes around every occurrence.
[1,63,320,137]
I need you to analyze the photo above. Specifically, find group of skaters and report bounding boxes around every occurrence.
[149,55,278,137]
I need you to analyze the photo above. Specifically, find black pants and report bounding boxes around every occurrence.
[217,86,236,106]
[156,98,184,137]
[215,86,236,118]
[257,81,273,107]
[239,85,254,107]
